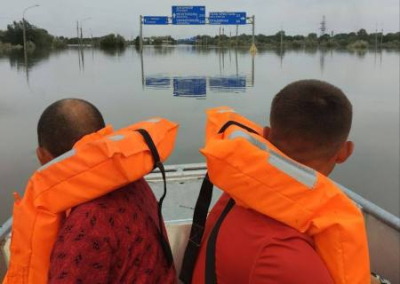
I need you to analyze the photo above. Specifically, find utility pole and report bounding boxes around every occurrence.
[23,18,27,57]
[320,15,326,36]
[76,21,80,47]
[90,29,93,47]
[80,26,83,46]
[251,15,255,46]
[375,23,378,50]
[280,25,284,51]
[80,17,91,48]
[22,5,40,57]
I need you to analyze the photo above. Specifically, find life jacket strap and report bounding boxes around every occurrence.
[205,198,235,284]
[135,129,174,267]
[216,121,260,135]
[179,121,258,284]
[179,174,214,283]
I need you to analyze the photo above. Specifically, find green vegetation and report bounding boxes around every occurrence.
[189,29,399,50]
[0,19,128,53]
[0,42,22,54]
[99,34,126,49]
[0,20,67,53]
[144,29,398,50]
[348,40,369,50]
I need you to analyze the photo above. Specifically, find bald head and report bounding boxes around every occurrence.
[37,98,105,157]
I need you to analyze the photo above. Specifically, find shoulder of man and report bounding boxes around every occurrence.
[59,180,150,239]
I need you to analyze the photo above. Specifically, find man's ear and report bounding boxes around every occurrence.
[36,147,54,165]
[336,141,354,164]
[263,126,272,140]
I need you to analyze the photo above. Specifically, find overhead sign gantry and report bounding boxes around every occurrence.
[139,6,256,52]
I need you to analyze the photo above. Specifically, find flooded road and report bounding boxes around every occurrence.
[0,46,399,223]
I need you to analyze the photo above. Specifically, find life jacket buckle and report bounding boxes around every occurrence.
[188,223,205,247]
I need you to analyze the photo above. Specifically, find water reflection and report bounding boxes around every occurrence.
[140,47,255,98]
[100,47,127,57]
[1,49,52,82]
[145,77,171,89]
[209,76,247,92]
[144,75,250,97]
[2,46,381,83]
[173,77,206,98]
[320,49,327,74]
[78,47,85,71]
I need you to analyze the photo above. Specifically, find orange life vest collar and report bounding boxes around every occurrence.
[201,107,370,284]
[4,118,178,284]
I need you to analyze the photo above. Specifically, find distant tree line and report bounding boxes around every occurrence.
[133,29,399,50]
[1,19,398,53]
[193,29,399,49]
[0,20,128,53]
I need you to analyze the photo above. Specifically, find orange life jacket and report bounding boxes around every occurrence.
[201,107,370,284]
[3,118,178,284]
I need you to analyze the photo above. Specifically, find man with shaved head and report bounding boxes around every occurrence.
[37,98,106,161]
[36,98,176,283]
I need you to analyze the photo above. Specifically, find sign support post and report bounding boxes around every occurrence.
[139,15,143,51]
[250,15,257,53]
[236,25,239,46]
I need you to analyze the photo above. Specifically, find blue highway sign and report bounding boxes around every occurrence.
[209,12,247,25]
[172,6,206,25]
[143,16,169,25]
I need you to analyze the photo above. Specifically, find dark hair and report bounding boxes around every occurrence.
[270,80,352,159]
[37,98,106,157]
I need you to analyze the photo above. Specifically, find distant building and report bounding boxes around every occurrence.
[143,36,174,45]
[176,37,197,44]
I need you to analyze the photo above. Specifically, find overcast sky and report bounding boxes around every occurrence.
[0,0,398,39]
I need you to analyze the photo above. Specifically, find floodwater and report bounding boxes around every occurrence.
[0,46,399,224]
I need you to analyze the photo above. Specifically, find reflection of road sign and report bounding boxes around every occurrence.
[209,12,246,25]
[143,16,169,25]
[209,76,247,92]
[145,77,171,88]
[173,77,206,97]
[172,6,206,25]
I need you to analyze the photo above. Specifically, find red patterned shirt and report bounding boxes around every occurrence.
[48,179,176,284]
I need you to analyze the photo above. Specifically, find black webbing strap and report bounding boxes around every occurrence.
[179,174,214,283]
[135,129,173,267]
[216,121,259,136]
[179,121,259,284]
[205,198,235,284]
